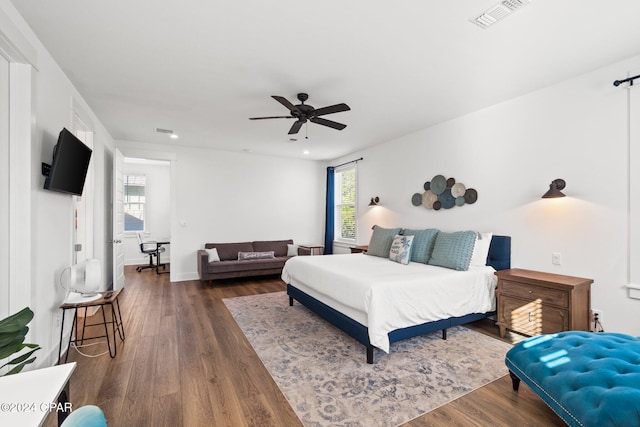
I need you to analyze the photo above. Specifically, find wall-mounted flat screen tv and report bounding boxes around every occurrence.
[43,128,92,196]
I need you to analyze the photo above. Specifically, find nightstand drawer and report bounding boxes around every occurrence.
[499,296,569,335]
[500,280,569,308]
[495,268,592,338]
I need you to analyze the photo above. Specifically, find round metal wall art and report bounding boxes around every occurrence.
[429,175,447,195]
[422,190,438,209]
[410,174,478,211]
[451,182,466,198]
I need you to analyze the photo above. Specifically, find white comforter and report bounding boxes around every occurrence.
[281,253,497,352]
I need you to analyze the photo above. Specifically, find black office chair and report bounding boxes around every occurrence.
[136,232,166,272]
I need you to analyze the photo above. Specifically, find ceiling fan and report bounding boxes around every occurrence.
[249,93,350,135]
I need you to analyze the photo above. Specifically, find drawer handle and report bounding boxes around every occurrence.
[528,290,533,294]
[529,312,533,322]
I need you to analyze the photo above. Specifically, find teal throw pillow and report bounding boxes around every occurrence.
[401,228,439,264]
[428,230,477,271]
[367,225,402,258]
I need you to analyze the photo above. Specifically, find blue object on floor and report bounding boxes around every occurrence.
[61,405,107,427]
[506,331,640,427]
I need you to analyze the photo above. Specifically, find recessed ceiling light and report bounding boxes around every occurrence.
[303,150,310,155]
[169,134,179,139]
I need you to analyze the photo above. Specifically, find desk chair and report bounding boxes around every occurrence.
[136,232,165,272]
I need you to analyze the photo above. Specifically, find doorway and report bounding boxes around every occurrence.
[122,157,171,269]
[72,115,94,264]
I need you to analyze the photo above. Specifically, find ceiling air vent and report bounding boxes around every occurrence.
[155,127,179,139]
[470,0,531,29]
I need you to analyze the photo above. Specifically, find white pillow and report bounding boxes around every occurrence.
[469,232,493,267]
[205,248,220,262]
[287,244,298,256]
[389,234,414,265]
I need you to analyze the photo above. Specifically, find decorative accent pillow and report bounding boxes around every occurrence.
[401,228,439,264]
[287,244,298,256]
[238,251,275,261]
[389,235,414,265]
[470,232,493,267]
[205,248,220,262]
[428,230,477,271]
[367,225,402,258]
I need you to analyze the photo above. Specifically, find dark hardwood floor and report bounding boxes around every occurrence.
[60,266,565,426]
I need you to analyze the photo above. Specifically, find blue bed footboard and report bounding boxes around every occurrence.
[287,235,511,363]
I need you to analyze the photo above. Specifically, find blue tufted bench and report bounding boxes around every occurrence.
[506,331,640,427]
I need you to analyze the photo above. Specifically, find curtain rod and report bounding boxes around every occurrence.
[613,73,640,87]
[331,157,363,169]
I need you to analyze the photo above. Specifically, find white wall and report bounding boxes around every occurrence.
[0,0,116,368]
[122,160,171,265]
[331,55,640,336]
[116,140,326,282]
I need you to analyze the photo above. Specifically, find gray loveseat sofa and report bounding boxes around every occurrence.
[197,239,294,283]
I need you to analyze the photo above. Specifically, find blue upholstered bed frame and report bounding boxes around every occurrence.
[287,235,511,363]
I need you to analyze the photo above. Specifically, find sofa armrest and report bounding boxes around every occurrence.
[197,249,209,280]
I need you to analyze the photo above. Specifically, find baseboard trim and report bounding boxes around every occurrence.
[170,272,199,282]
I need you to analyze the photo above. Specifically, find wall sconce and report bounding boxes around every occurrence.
[542,179,566,198]
[368,196,380,206]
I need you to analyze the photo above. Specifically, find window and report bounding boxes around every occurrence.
[334,166,357,242]
[124,175,145,232]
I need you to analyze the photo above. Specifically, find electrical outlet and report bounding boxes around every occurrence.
[552,252,562,265]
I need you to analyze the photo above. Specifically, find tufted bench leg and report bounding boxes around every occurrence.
[508,370,520,391]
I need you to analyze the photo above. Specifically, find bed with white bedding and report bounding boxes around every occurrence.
[282,234,511,363]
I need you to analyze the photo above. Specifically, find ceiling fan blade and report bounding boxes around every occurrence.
[288,120,304,135]
[249,116,294,120]
[310,117,347,131]
[312,103,350,117]
[272,95,301,113]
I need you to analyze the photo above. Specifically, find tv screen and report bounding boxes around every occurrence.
[44,128,92,196]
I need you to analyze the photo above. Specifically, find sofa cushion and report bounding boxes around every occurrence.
[287,244,298,256]
[205,242,254,261]
[207,257,290,274]
[252,239,293,257]
[205,248,220,262]
[238,251,275,261]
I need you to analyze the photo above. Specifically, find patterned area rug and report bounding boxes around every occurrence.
[223,292,512,427]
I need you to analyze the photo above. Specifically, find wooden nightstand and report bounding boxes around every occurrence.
[495,268,593,338]
[298,244,324,256]
[350,245,368,254]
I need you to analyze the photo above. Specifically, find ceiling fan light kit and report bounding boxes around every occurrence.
[250,93,350,135]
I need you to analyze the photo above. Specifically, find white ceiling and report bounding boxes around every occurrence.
[11,0,640,160]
